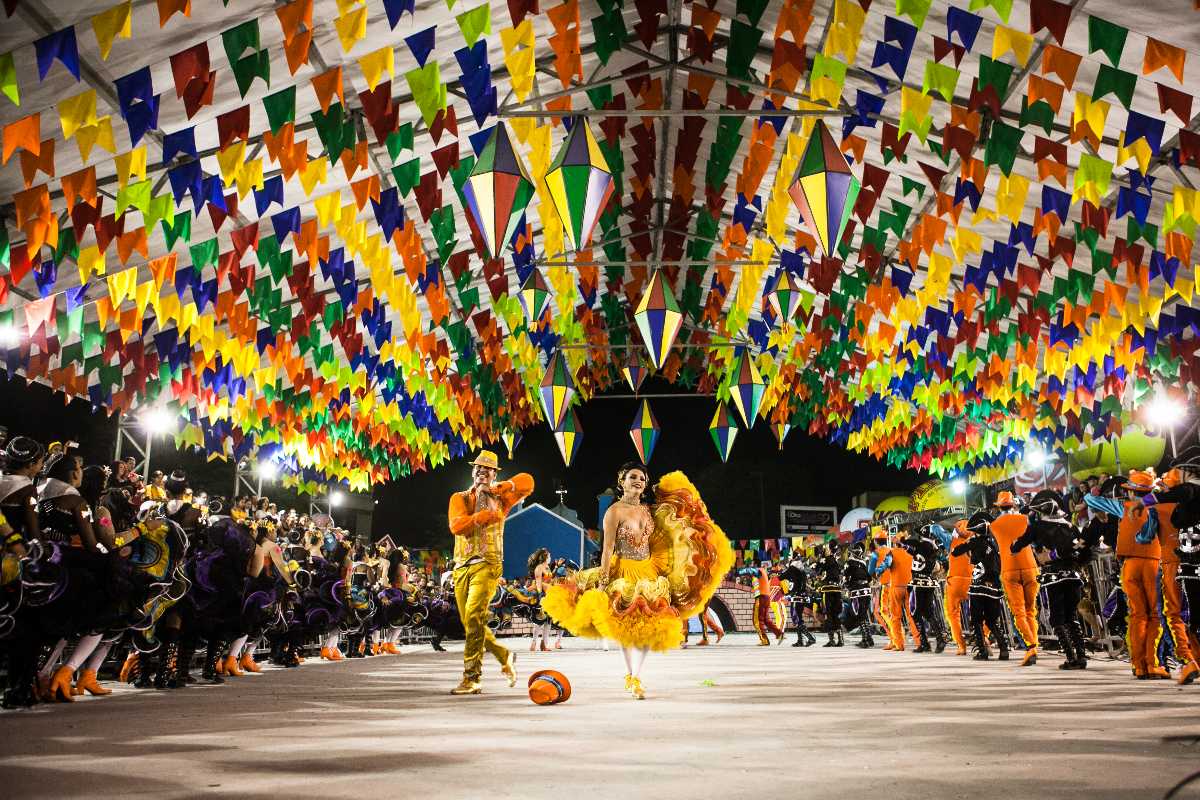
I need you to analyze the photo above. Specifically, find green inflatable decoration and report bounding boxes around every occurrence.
[1067,426,1166,479]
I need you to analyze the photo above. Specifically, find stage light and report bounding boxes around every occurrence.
[1025,449,1047,469]
[1145,392,1186,429]
[257,461,278,481]
[951,478,967,495]
[0,323,20,347]
[142,407,174,434]
[329,491,344,507]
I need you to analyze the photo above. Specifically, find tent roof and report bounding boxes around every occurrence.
[0,0,1198,489]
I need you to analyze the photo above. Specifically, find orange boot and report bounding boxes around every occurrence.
[239,652,262,673]
[47,665,76,702]
[74,669,112,696]
[215,654,228,676]
[320,647,331,660]
[384,642,400,655]
[222,655,244,677]
[329,647,345,661]
[119,652,138,683]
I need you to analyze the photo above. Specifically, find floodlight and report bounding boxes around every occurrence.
[951,478,967,495]
[142,407,174,434]
[1145,393,1186,429]
[329,491,344,507]
[257,461,279,481]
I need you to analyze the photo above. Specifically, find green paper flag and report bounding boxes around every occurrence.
[231,50,270,98]
[263,86,296,134]
[386,123,414,161]
[922,60,959,102]
[392,159,420,197]
[592,8,627,65]
[976,56,1013,96]
[189,239,218,270]
[405,63,446,126]
[116,179,152,215]
[0,52,17,106]
[984,119,1022,176]
[222,19,260,65]
[727,20,764,80]
[901,176,925,199]
[1092,64,1136,109]
[163,211,192,249]
[736,0,770,26]
[897,0,934,28]
[1018,98,1055,135]
[455,4,491,48]
[1088,16,1128,66]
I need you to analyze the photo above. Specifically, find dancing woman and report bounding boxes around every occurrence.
[543,463,732,699]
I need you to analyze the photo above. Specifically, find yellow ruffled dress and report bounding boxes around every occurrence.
[542,472,734,652]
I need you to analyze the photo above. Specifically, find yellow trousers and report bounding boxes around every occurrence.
[1001,568,1040,649]
[454,560,509,681]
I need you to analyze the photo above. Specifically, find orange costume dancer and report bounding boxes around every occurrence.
[989,492,1040,666]
[868,529,895,648]
[870,531,918,651]
[446,450,533,695]
[940,520,973,655]
[742,564,786,646]
[1085,471,1170,680]
[1153,497,1200,684]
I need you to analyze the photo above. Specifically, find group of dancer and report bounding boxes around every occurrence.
[741,447,1200,684]
[0,435,481,709]
[446,452,733,699]
[6,431,1199,710]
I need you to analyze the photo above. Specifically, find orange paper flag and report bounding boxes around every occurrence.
[156,0,191,27]
[19,138,55,187]
[1143,38,1186,82]
[311,67,343,113]
[3,113,41,164]
[275,0,313,42]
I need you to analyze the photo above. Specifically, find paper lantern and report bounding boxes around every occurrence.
[709,402,738,463]
[543,120,614,252]
[461,122,534,259]
[771,422,791,450]
[518,268,551,323]
[622,355,649,393]
[787,119,861,258]
[629,399,660,463]
[728,352,765,428]
[502,430,521,459]
[553,407,583,467]
[769,271,803,323]
[539,352,575,429]
[634,269,684,370]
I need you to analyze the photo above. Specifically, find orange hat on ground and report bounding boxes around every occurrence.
[994,490,1017,508]
[528,670,571,705]
[1124,470,1157,492]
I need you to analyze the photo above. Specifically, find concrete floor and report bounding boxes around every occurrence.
[2,634,1198,799]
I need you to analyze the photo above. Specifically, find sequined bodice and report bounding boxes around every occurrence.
[615,504,653,560]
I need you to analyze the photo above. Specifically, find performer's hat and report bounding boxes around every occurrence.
[993,490,1017,509]
[1162,468,1184,488]
[4,436,44,466]
[528,669,571,705]
[469,450,501,470]
[1123,470,1157,492]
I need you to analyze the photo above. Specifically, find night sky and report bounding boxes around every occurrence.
[0,373,924,550]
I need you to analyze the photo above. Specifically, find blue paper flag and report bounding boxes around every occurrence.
[114,67,154,119]
[383,0,416,29]
[405,27,436,67]
[254,175,285,215]
[162,127,197,163]
[34,28,80,81]
[946,6,983,51]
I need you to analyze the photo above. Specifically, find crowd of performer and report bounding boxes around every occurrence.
[4,428,1200,710]
[0,434,526,708]
[737,446,1200,683]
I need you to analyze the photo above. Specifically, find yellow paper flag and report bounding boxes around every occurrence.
[358,46,394,91]
[58,90,97,140]
[92,1,132,60]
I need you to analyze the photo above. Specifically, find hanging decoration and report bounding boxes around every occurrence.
[633,269,684,371]
[518,268,551,324]
[553,407,583,467]
[502,429,521,460]
[787,119,861,258]
[622,355,649,393]
[771,422,791,451]
[769,271,804,324]
[628,399,660,463]
[542,119,614,252]
[709,403,739,464]
[539,351,576,429]
[461,122,534,259]
[729,353,765,429]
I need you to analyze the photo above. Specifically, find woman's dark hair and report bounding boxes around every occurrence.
[614,461,652,503]
[79,465,109,508]
[46,454,81,483]
[527,547,550,575]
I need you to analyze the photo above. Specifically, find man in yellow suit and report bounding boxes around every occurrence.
[446,450,534,695]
